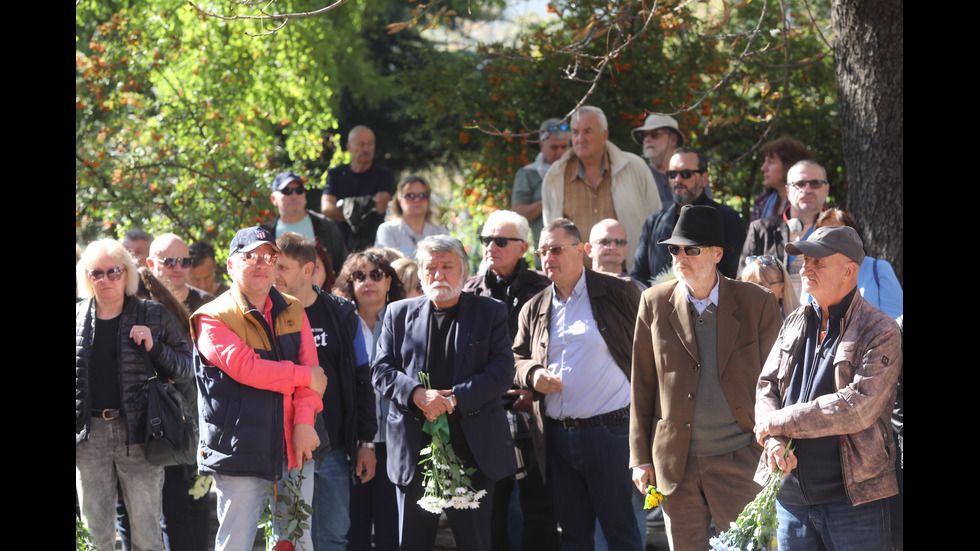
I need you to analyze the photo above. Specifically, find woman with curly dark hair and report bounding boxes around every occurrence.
[332,250,405,551]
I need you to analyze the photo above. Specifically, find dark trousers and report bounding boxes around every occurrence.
[490,464,560,551]
[397,463,495,551]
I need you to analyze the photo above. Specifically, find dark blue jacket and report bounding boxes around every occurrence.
[190,287,305,481]
[373,293,517,485]
[631,192,746,284]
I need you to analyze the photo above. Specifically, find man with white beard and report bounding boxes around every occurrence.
[372,235,517,551]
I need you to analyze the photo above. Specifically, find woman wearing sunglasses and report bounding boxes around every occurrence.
[76,239,193,550]
[375,175,449,260]
[332,251,406,551]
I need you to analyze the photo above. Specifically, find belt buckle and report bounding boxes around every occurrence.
[100,409,118,420]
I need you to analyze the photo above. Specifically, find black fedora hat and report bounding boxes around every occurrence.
[658,205,729,250]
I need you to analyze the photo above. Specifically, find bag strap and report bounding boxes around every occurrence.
[136,298,156,379]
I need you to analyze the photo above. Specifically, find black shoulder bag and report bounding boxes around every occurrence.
[137,299,197,466]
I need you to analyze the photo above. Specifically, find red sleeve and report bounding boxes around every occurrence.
[195,315,314,394]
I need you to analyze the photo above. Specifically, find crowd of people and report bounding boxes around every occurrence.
[76,107,903,551]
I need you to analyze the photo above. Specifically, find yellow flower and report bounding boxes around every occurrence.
[644,486,665,509]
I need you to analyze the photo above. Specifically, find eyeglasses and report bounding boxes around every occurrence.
[88,267,125,282]
[402,192,429,201]
[480,236,525,248]
[667,245,704,257]
[151,257,191,269]
[241,252,279,266]
[745,255,776,266]
[788,179,827,190]
[536,243,580,257]
[593,238,627,248]
[350,268,386,283]
[279,186,306,196]
[665,169,705,180]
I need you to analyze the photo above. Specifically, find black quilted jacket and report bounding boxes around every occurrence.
[75,296,194,446]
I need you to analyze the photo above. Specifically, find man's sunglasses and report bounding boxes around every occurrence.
[241,252,279,266]
[788,179,827,190]
[667,245,704,257]
[350,268,386,282]
[480,236,525,248]
[88,267,125,282]
[665,169,705,180]
[593,238,627,247]
[536,243,580,257]
[151,257,192,269]
[279,186,306,196]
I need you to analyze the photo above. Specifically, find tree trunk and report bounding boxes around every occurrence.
[832,0,903,284]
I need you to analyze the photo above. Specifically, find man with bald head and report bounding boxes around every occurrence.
[147,233,215,312]
[740,160,831,297]
[586,219,646,290]
[321,125,395,250]
[754,225,902,550]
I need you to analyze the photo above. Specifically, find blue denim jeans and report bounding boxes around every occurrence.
[312,447,351,551]
[545,421,641,551]
[594,485,646,551]
[76,417,165,551]
[776,497,892,551]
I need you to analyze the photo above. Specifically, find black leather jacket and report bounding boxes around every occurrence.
[76,296,194,446]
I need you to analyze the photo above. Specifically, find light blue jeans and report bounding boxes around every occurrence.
[213,460,315,551]
[76,417,164,551]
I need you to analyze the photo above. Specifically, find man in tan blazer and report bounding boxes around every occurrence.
[629,205,781,551]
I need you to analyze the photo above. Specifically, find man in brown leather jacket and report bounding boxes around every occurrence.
[754,225,902,550]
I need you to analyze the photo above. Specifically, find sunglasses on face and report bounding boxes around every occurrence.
[88,267,125,282]
[279,186,306,195]
[593,238,627,247]
[402,192,429,201]
[480,236,525,248]
[788,179,827,190]
[350,268,386,283]
[667,245,704,257]
[536,243,580,258]
[665,169,705,180]
[152,257,192,269]
[241,252,279,266]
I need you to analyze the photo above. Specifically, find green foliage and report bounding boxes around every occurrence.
[77,0,844,254]
[400,0,843,225]
[76,515,96,551]
[76,1,345,248]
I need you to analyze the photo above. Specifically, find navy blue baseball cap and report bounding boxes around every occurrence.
[229,226,280,256]
[271,171,303,192]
